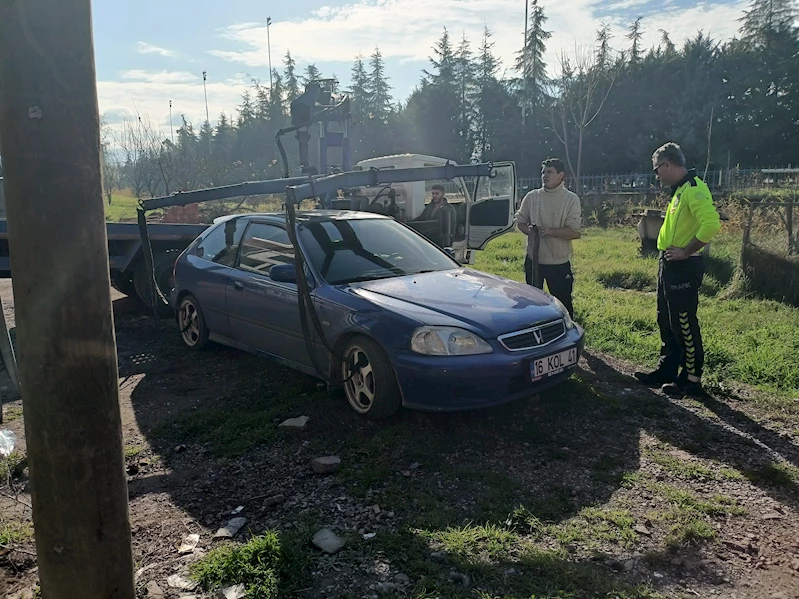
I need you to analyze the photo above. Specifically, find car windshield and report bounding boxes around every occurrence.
[298,218,458,285]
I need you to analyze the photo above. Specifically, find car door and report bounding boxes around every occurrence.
[466,161,517,250]
[183,216,248,339]
[226,220,310,367]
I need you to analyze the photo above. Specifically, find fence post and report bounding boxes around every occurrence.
[788,197,795,256]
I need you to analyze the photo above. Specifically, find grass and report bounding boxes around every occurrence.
[474,226,799,397]
[190,531,312,598]
[104,191,142,222]
[3,406,23,422]
[132,222,799,598]
[0,451,25,481]
[0,521,33,546]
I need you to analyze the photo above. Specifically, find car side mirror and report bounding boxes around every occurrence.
[444,247,454,257]
[270,264,297,283]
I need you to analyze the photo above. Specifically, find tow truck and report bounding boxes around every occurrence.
[0,79,517,309]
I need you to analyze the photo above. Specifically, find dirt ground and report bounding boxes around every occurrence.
[1,279,799,599]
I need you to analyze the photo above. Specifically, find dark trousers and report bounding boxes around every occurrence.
[524,257,574,318]
[657,255,705,380]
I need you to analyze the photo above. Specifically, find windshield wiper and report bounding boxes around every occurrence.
[332,272,399,284]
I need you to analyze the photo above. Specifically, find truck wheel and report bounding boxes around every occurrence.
[110,270,137,298]
[177,294,210,350]
[134,249,181,315]
[340,336,401,419]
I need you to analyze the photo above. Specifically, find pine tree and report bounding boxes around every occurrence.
[659,29,676,55]
[237,90,256,128]
[739,0,799,49]
[626,17,644,65]
[475,26,501,157]
[284,51,300,102]
[367,47,393,121]
[350,55,370,118]
[302,64,322,85]
[596,23,612,67]
[253,79,270,120]
[424,27,456,87]
[515,0,551,116]
[454,33,477,160]
[268,70,286,122]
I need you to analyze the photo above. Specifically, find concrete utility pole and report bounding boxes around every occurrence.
[0,2,135,598]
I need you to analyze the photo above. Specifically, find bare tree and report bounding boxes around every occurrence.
[113,111,187,199]
[100,116,122,205]
[548,45,615,194]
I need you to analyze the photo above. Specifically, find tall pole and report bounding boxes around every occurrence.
[169,100,174,145]
[267,17,274,90]
[0,1,135,598]
[202,70,212,156]
[522,0,529,125]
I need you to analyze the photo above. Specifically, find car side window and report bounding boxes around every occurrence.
[194,218,247,266]
[237,222,295,277]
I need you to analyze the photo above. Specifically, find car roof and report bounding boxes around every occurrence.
[213,210,392,225]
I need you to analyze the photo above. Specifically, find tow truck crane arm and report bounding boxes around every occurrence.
[135,80,498,382]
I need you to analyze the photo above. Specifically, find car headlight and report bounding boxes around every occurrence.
[410,326,493,356]
[551,297,575,329]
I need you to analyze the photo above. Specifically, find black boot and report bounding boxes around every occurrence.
[662,373,706,398]
[634,367,676,386]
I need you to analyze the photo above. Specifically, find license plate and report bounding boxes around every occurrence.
[531,347,578,382]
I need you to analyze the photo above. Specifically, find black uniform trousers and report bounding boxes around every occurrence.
[656,253,706,380]
[524,257,574,319]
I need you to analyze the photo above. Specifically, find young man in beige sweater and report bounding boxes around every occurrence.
[514,158,582,318]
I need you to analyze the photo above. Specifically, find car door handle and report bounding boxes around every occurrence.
[232,280,244,290]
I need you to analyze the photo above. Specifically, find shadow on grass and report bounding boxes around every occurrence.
[741,244,799,307]
[113,296,799,597]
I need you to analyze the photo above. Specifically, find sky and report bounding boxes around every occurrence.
[92,0,752,135]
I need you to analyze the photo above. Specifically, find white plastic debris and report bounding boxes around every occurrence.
[0,430,16,457]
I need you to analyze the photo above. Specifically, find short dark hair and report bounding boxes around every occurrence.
[541,158,565,174]
[652,142,686,167]
[431,184,445,193]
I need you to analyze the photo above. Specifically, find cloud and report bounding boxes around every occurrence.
[97,71,250,138]
[209,0,748,77]
[136,42,176,57]
[120,70,199,84]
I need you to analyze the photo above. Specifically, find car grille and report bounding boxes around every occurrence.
[498,319,566,351]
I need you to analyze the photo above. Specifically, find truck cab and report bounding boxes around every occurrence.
[346,154,516,264]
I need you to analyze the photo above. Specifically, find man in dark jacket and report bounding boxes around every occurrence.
[413,184,457,247]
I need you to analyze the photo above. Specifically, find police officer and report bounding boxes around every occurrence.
[634,142,721,397]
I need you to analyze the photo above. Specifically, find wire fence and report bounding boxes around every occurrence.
[518,168,799,196]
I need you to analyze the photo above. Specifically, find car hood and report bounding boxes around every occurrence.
[346,268,564,337]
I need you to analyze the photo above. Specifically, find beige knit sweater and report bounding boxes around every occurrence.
[514,184,582,265]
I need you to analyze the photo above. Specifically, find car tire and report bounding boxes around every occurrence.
[340,336,401,419]
[177,294,210,350]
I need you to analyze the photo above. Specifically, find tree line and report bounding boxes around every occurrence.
[103,0,799,200]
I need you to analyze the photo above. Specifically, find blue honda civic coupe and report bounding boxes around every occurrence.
[170,210,585,419]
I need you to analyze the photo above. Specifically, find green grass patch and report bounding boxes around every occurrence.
[666,517,717,547]
[474,228,799,397]
[104,191,142,222]
[151,365,329,458]
[190,531,312,598]
[3,406,22,422]
[431,523,518,563]
[744,461,799,488]
[0,451,26,481]
[644,449,715,480]
[651,483,746,518]
[373,526,659,599]
[124,443,143,458]
[0,521,33,546]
